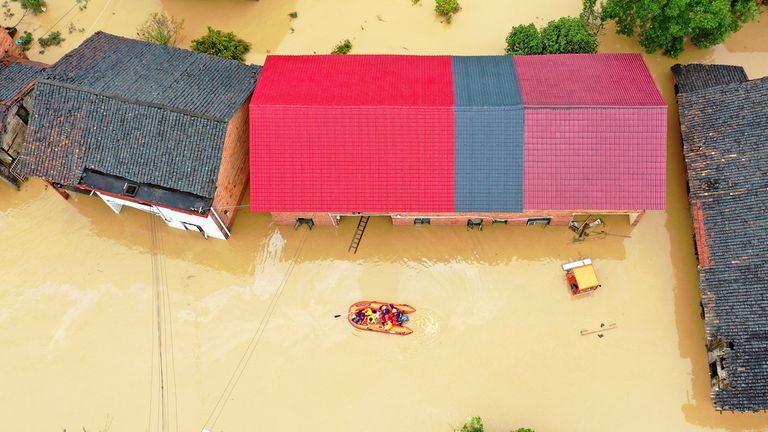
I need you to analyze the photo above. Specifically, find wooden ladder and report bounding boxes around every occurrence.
[348,216,370,254]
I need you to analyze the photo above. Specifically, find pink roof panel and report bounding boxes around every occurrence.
[514,54,665,107]
[523,108,667,210]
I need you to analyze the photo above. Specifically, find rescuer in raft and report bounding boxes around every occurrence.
[350,304,408,327]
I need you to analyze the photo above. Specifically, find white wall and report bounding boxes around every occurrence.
[95,192,227,240]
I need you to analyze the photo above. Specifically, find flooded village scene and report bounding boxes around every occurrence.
[2,0,768,431]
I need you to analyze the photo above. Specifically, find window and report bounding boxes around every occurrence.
[294,217,315,230]
[467,218,483,230]
[413,218,431,225]
[123,183,139,197]
[16,106,30,124]
[527,217,551,226]
[492,219,508,225]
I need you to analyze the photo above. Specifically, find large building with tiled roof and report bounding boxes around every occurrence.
[673,63,768,412]
[20,32,260,240]
[249,53,666,227]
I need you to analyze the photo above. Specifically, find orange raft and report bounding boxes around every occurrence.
[348,301,416,335]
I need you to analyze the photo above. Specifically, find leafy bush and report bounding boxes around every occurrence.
[18,32,33,52]
[288,11,298,18]
[331,39,352,54]
[435,0,460,23]
[137,12,184,46]
[505,23,543,55]
[455,416,483,432]
[600,0,759,57]
[540,16,598,54]
[191,27,251,62]
[513,429,535,432]
[20,0,46,13]
[38,31,63,48]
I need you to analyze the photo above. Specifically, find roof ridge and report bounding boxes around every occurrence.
[37,78,230,123]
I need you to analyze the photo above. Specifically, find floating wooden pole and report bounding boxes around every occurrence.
[580,322,617,336]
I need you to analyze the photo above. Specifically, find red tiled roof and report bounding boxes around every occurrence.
[250,55,456,212]
[514,54,665,106]
[523,108,666,210]
[251,55,454,107]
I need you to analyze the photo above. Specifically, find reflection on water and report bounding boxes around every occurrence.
[2,1,768,431]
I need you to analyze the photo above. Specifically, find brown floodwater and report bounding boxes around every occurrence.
[2,1,768,431]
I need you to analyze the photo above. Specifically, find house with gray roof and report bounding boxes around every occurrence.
[673,63,768,412]
[19,32,261,240]
[0,56,46,188]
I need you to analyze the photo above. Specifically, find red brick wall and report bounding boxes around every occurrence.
[1,28,26,59]
[690,201,711,267]
[269,210,644,227]
[211,101,250,229]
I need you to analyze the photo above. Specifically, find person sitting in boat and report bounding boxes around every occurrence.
[352,309,366,324]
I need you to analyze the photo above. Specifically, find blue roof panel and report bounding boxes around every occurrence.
[451,56,522,107]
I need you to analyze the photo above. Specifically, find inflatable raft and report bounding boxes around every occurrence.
[348,301,416,335]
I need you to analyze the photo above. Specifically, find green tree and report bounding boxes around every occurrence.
[20,0,46,13]
[455,416,483,432]
[505,23,543,55]
[435,0,461,23]
[136,12,184,46]
[331,39,352,54]
[600,0,759,57]
[540,16,598,54]
[191,27,251,62]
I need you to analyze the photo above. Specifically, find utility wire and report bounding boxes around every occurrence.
[202,229,309,432]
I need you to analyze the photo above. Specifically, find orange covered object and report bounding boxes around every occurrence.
[348,301,416,335]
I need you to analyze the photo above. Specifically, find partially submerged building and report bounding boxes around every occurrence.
[20,32,260,239]
[249,54,666,227]
[673,63,768,412]
[0,29,45,188]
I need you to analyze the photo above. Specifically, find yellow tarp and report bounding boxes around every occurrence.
[573,264,599,289]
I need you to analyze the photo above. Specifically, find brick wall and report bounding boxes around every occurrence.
[0,28,26,59]
[268,210,644,227]
[211,101,250,229]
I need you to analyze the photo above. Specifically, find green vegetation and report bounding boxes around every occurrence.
[505,23,542,55]
[288,11,298,18]
[136,12,184,46]
[191,27,251,62]
[20,0,46,13]
[435,0,460,23]
[540,16,598,54]
[38,31,63,48]
[455,416,483,432]
[331,39,352,54]
[597,0,760,57]
[18,31,33,52]
[505,15,598,55]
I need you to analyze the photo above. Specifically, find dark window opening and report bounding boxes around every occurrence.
[123,183,139,197]
[709,361,718,378]
[527,217,552,226]
[16,106,30,125]
[413,218,431,225]
[492,219,508,225]
[467,218,483,230]
[223,209,230,216]
[294,217,314,230]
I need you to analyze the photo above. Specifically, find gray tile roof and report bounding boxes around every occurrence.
[19,32,260,198]
[674,65,768,412]
[452,56,524,211]
[671,63,748,95]
[0,58,45,102]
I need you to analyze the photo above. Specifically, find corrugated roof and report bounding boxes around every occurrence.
[451,56,522,106]
[676,72,768,412]
[19,32,260,198]
[250,55,454,107]
[671,63,748,94]
[514,53,665,106]
[523,108,666,210]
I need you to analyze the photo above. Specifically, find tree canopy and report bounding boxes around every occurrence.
[191,27,251,62]
[505,23,543,55]
[599,0,760,57]
[540,16,598,54]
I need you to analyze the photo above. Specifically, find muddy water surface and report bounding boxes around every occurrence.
[2,1,768,431]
